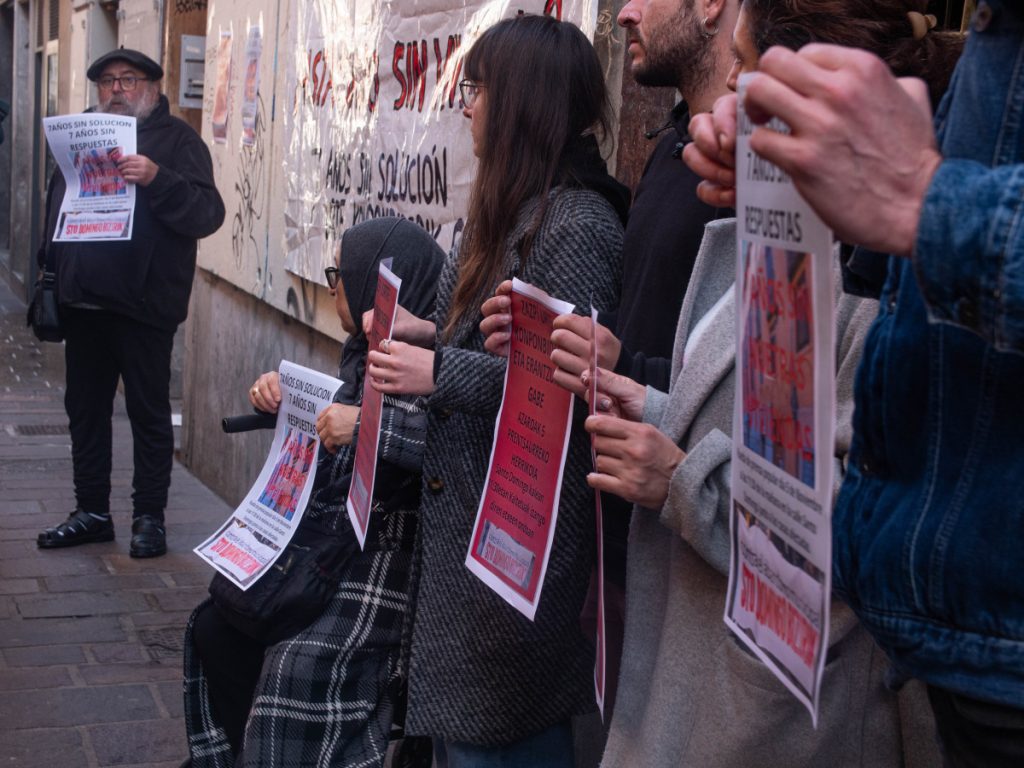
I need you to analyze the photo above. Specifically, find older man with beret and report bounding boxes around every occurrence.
[36,48,224,557]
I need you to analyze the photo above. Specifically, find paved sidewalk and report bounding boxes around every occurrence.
[0,277,233,767]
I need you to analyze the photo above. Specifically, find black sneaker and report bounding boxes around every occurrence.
[37,510,115,549]
[129,515,167,558]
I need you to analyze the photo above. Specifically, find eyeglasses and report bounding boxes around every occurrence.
[458,79,485,109]
[324,266,340,290]
[97,75,150,91]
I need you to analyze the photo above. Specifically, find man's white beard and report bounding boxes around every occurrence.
[102,89,159,121]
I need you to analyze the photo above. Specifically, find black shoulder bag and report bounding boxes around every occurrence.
[27,179,63,342]
[207,515,358,645]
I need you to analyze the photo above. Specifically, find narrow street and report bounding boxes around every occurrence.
[0,276,233,767]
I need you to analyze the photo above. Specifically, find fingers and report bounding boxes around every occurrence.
[551,312,591,337]
[584,414,641,443]
[593,367,643,405]
[550,347,588,379]
[688,97,737,170]
[552,366,587,398]
[695,180,737,208]
[682,142,736,189]
[683,97,738,208]
[480,293,511,319]
[480,308,511,357]
[551,327,591,363]
[483,332,510,357]
[362,308,373,336]
[249,371,281,414]
[743,69,816,132]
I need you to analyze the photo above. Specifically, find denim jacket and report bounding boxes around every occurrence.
[834,1,1024,708]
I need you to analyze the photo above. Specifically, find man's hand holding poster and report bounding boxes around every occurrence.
[466,278,575,621]
[346,259,402,549]
[195,360,341,589]
[43,114,138,242]
[724,74,836,724]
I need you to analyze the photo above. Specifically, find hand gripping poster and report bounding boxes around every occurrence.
[466,278,575,621]
[346,259,401,549]
[724,74,836,724]
[42,114,137,241]
[195,361,341,589]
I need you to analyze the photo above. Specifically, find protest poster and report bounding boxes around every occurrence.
[212,28,233,144]
[590,307,606,718]
[42,114,137,242]
[240,22,263,147]
[465,278,575,621]
[195,360,341,588]
[724,74,836,725]
[346,259,401,549]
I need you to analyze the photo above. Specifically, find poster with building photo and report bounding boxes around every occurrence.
[42,114,137,241]
[724,74,836,725]
[195,360,341,588]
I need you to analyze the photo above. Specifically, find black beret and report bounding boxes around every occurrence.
[87,48,163,82]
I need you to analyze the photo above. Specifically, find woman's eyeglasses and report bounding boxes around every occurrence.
[458,80,485,109]
[324,266,340,290]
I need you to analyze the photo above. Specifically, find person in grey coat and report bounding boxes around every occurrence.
[580,218,933,767]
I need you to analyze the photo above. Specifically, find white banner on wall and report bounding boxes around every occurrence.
[282,0,598,283]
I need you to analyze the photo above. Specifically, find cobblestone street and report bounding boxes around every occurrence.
[0,276,232,767]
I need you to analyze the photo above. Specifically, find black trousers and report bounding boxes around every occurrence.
[62,308,175,520]
[190,601,267,755]
[928,685,1024,768]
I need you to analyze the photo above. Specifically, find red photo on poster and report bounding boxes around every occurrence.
[466,278,575,620]
[346,260,401,549]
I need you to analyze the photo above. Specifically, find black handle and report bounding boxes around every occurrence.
[221,412,277,433]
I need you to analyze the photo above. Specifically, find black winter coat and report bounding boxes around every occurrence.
[43,95,225,329]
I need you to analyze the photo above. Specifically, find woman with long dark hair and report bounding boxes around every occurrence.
[367,13,627,766]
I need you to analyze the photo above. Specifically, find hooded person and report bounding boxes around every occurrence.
[183,217,444,768]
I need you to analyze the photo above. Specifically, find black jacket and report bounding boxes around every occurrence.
[610,101,730,390]
[44,95,225,329]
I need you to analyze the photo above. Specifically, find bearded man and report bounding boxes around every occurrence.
[553,0,740,722]
[36,48,224,558]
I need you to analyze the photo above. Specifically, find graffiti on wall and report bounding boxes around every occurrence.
[231,94,267,284]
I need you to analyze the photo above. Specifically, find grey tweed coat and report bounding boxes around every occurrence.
[404,187,623,745]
